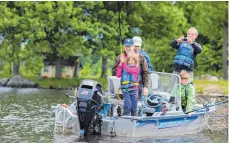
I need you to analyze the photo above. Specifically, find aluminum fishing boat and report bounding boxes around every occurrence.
[53,72,216,137]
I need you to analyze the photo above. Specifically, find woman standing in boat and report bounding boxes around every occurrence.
[112,38,149,97]
[116,50,140,116]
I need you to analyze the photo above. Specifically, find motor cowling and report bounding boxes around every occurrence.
[76,80,103,135]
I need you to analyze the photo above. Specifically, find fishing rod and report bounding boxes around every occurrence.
[118,1,122,54]
[185,99,228,114]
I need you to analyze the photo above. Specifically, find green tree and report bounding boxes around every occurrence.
[192,2,228,79]
[0,2,91,77]
[81,2,129,78]
[26,1,95,78]
[0,2,31,75]
[122,2,187,72]
[0,1,227,80]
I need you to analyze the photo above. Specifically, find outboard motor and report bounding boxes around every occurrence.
[77,80,103,136]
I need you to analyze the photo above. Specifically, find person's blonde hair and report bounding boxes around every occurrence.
[188,27,198,36]
[126,52,139,66]
[180,70,190,79]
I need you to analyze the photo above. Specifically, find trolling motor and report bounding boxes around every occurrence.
[76,79,104,136]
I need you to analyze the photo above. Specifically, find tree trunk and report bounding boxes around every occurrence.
[101,56,107,78]
[12,44,20,75]
[55,58,62,78]
[222,23,228,80]
[74,58,80,77]
[12,62,20,75]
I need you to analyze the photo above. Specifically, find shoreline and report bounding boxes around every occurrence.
[0,75,228,95]
[0,86,228,97]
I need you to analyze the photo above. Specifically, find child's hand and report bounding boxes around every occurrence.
[142,87,148,96]
[185,112,192,117]
[120,56,124,63]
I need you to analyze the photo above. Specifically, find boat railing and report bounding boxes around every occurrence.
[107,71,183,113]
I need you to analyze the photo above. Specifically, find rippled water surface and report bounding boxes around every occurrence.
[0,87,227,143]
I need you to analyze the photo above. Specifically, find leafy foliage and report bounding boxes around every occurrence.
[0,1,227,79]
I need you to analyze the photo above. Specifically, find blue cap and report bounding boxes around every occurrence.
[123,38,134,46]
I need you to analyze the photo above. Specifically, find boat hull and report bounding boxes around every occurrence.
[101,112,210,137]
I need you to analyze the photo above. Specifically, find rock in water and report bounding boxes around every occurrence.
[204,85,223,95]
[6,75,37,88]
[0,78,9,86]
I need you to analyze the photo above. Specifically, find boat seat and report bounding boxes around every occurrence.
[107,76,121,97]
[148,73,161,93]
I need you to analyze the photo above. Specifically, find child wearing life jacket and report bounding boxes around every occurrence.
[171,70,196,116]
[116,52,140,116]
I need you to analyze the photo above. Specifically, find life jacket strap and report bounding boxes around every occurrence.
[121,81,139,86]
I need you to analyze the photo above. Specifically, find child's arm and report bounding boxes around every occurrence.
[186,85,196,112]
[116,63,123,78]
[116,55,125,78]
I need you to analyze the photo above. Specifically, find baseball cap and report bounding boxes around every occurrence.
[133,36,142,47]
[123,38,134,46]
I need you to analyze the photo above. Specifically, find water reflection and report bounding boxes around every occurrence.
[0,87,13,94]
[52,133,218,143]
[0,87,227,143]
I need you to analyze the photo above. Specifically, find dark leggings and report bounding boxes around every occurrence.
[122,90,138,116]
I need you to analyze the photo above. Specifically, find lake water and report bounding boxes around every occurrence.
[0,88,227,143]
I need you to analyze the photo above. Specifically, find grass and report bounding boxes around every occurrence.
[26,76,229,95]
[0,73,228,95]
[21,74,109,90]
[194,79,228,95]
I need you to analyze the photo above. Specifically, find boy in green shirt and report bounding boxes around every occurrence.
[172,70,195,116]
